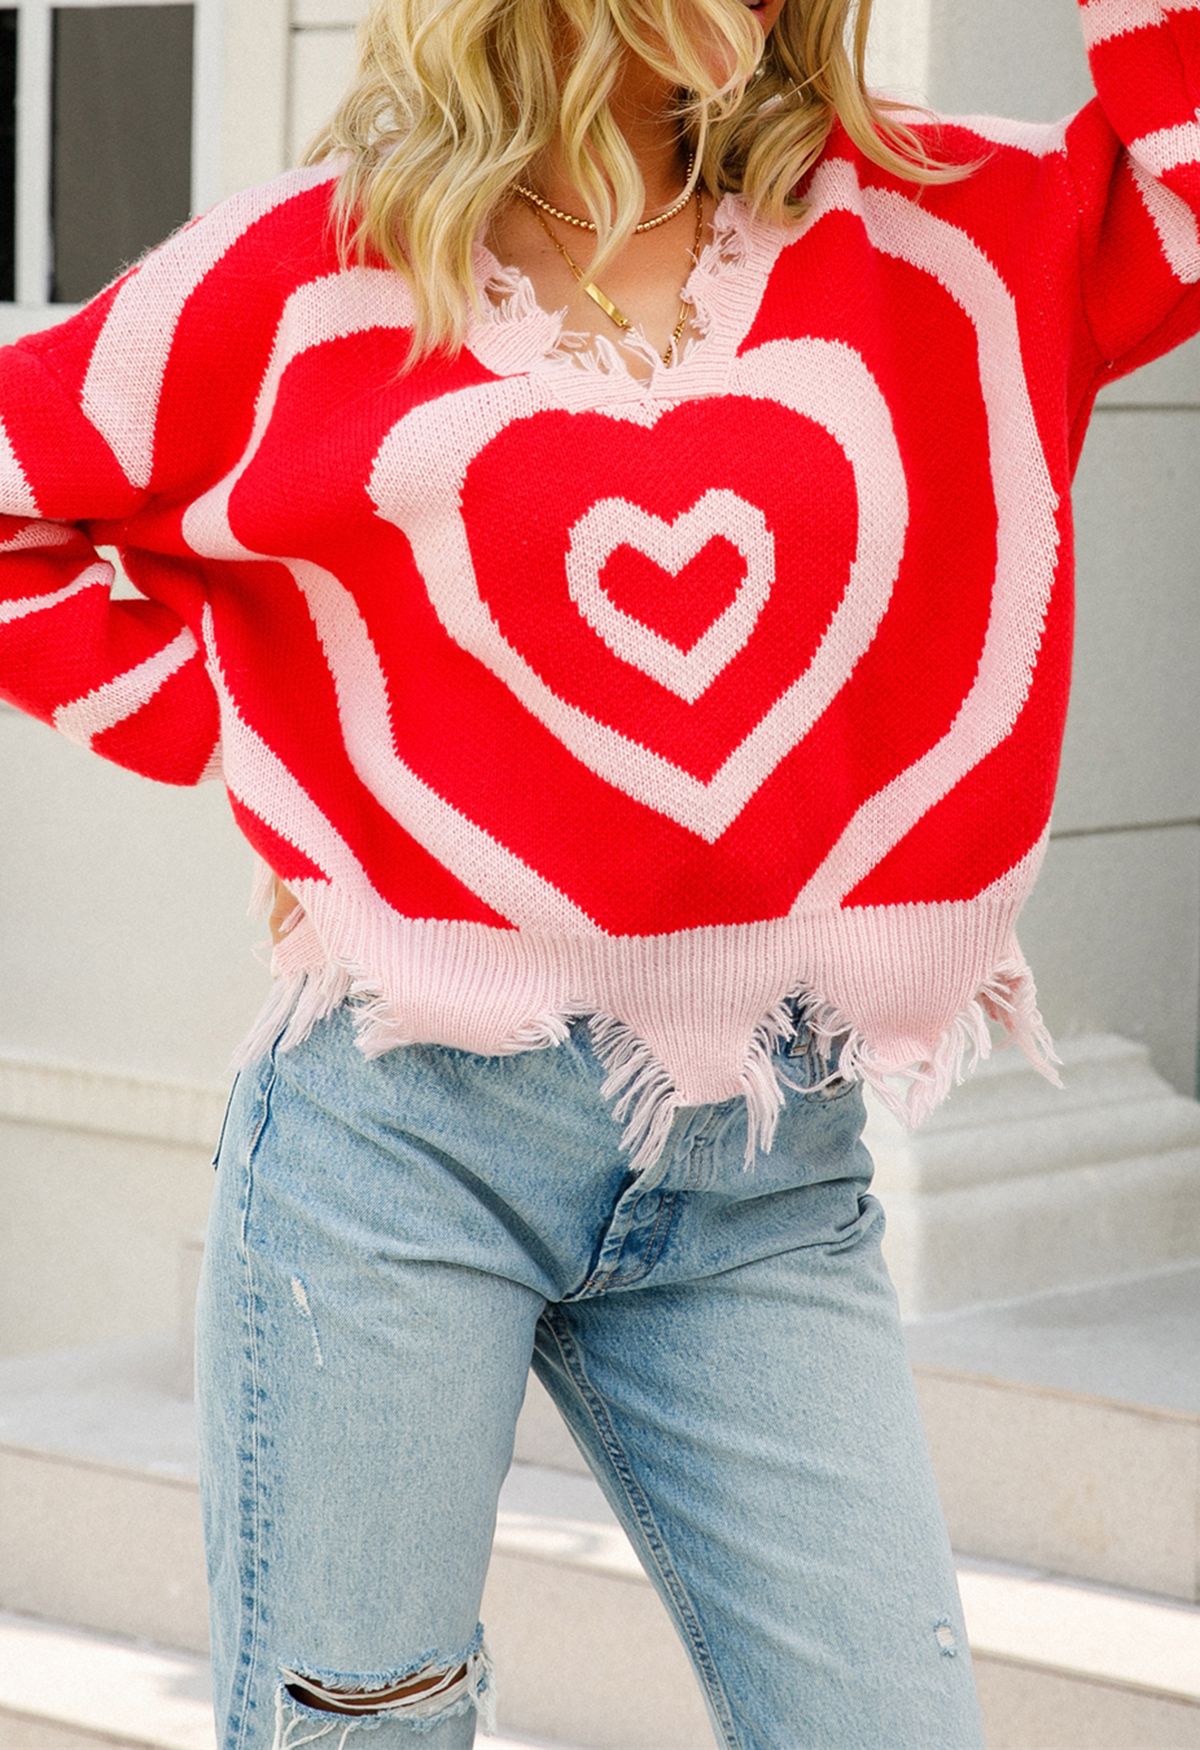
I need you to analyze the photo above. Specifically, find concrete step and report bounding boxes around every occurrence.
[902,1259,1200,1602]
[0,1609,213,1750]
[956,1557,1200,1749]
[0,1607,578,1750]
[863,1032,1200,1317]
[3,1335,1200,1747]
[0,1057,226,1364]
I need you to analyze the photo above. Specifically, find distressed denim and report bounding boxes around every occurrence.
[195,993,986,1750]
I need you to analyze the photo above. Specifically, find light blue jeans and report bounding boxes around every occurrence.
[195,992,986,1750]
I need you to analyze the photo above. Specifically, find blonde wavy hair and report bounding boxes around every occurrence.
[298,0,988,377]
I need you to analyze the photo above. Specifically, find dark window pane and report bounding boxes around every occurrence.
[0,12,15,301]
[50,5,193,304]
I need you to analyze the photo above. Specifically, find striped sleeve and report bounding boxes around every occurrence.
[1063,0,1200,385]
[0,331,222,786]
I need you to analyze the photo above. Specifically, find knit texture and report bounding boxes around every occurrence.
[3,0,1198,1174]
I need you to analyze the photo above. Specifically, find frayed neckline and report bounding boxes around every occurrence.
[468,187,761,388]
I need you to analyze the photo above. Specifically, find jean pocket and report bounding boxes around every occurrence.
[213,1008,295,1173]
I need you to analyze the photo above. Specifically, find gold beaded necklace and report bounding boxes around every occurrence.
[507,149,706,368]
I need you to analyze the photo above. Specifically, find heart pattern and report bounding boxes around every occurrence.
[213,152,1060,947]
[194,144,1079,1163]
[564,488,773,702]
[371,336,907,844]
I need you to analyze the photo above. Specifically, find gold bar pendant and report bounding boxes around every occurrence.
[582,279,630,329]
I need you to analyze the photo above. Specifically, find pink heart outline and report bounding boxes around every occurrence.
[565,488,774,702]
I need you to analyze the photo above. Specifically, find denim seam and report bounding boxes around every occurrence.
[231,1160,266,1747]
[638,1189,680,1278]
[576,1239,623,1299]
[618,1189,672,1286]
[230,1020,289,1747]
[684,1118,727,1188]
[244,1047,283,1180]
[541,1308,743,1750]
[688,1099,746,1187]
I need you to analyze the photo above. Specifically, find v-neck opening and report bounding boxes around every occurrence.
[466,187,793,398]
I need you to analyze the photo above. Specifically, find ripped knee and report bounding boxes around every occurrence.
[272,1631,497,1744]
[285,1661,468,1714]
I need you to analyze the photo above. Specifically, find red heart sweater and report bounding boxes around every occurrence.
[3,0,1199,1174]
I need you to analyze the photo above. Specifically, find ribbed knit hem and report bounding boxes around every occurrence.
[231,874,1064,1178]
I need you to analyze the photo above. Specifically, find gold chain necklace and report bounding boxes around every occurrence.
[509,151,706,368]
[512,148,698,233]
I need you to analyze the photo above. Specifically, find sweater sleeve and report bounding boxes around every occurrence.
[0,291,221,788]
[1062,0,1200,387]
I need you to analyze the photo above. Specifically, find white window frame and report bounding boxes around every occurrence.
[0,0,224,341]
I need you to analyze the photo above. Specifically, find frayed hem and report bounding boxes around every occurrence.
[795,948,1065,1130]
[228,906,589,1077]
[589,950,1065,1177]
[227,950,357,1075]
[232,949,1066,1172]
[343,969,578,1059]
[225,888,1067,1179]
[588,986,801,1176]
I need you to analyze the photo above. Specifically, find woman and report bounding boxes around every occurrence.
[2,0,1197,1738]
